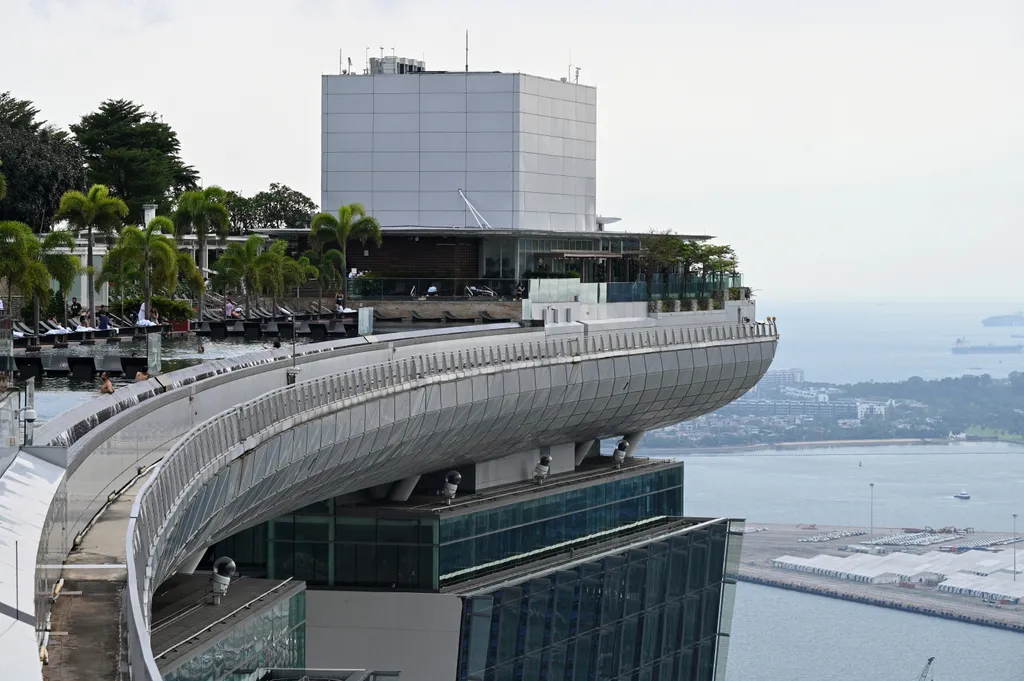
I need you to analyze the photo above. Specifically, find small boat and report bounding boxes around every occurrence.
[858,461,862,468]
[954,490,971,500]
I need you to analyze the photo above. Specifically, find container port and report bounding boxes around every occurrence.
[736,523,1024,633]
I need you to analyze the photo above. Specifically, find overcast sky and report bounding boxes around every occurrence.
[3,0,1022,302]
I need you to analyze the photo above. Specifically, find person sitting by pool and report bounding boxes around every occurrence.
[150,308,160,324]
[135,366,150,381]
[97,308,111,330]
[100,372,115,394]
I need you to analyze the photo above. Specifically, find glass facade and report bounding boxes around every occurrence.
[161,591,306,681]
[204,465,683,596]
[456,520,733,681]
[440,468,684,578]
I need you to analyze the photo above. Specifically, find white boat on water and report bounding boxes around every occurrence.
[954,490,971,500]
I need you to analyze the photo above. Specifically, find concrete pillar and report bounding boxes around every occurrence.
[623,432,646,458]
[176,547,207,575]
[388,475,421,502]
[574,439,597,467]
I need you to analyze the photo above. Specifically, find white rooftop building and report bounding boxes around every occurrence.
[322,58,597,232]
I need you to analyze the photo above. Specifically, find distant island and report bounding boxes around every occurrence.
[646,370,1024,449]
[982,312,1024,327]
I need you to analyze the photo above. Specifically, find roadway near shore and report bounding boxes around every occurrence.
[737,523,1024,630]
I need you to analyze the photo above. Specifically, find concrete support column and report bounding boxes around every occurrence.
[388,475,421,502]
[623,432,646,458]
[574,439,597,467]
[176,547,208,575]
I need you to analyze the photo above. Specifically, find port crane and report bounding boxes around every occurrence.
[914,657,935,681]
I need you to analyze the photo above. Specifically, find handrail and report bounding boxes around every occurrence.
[125,319,778,681]
[154,577,297,660]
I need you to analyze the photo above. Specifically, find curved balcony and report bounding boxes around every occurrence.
[124,321,777,679]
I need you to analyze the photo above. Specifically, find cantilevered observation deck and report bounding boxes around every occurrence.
[1,289,777,681]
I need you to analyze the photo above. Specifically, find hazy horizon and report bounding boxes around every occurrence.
[3,0,1022,302]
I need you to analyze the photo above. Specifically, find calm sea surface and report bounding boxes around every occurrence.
[648,443,1024,681]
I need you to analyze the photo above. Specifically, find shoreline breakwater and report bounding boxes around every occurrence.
[734,573,1024,634]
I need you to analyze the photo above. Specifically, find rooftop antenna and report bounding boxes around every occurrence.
[568,50,572,81]
[347,57,353,75]
[379,46,384,59]
[465,30,469,72]
[339,48,343,74]
[364,46,369,74]
[391,46,396,57]
[574,66,581,84]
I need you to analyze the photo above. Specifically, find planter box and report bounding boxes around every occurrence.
[170,320,190,333]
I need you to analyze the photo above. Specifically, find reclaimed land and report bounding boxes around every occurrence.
[736,523,1024,634]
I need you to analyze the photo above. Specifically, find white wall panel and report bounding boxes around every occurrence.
[373,113,419,133]
[420,190,465,211]
[324,170,373,191]
[322,191,371,213]
[467,132,514,153]
[466,171,514,192]
[371,191,420,211]
[468,92,514,112]
[372,171,419,192]
[372,152,420,172]
[466,151,513,172]
[467,73,514,92]
[420,210,469,227]
[373,93,420,112]
[420,151,466,172]
[323,75,374,95]
[420,132,466,153]
[371,210,420,226]
[372,132,418,153]
[420,112,468,133]
[369,75,420,94]
[324,133,373,153]
[419,172,465,193]
[419,93,467,112]
[323,94,374,114]
[467,112,515,133]
[419,73,468,93]
[324,114,373,133]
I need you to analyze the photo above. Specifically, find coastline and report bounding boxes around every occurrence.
[735,574,1024,635]
[649,437,1006,454]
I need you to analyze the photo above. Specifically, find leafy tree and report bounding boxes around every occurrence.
[310,203,382,301]
[252,183,318,230]
[71,99,198,222]
[224,184,318,233]
[224,190,258,233]
[0,92,45,133]
[174,186,229,321]
[0,159,6,200]
[695,243,738,296]
[0,97,87,228]
[57,184,129,324]
[211,234,273,318]
[101,215,182,322]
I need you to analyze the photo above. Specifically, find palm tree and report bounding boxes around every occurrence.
[280,251,318,314]
[303,247,343,307]
[310,203,382,303]
[212,234,273,318]
[0,222,77,326]
[174,186,229,321]
[39,231,80,332]
[57,184,129,325]
[102,216,178,322]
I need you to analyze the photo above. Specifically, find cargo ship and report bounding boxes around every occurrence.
[951,338,1023,355]
[982,312,1024,327]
